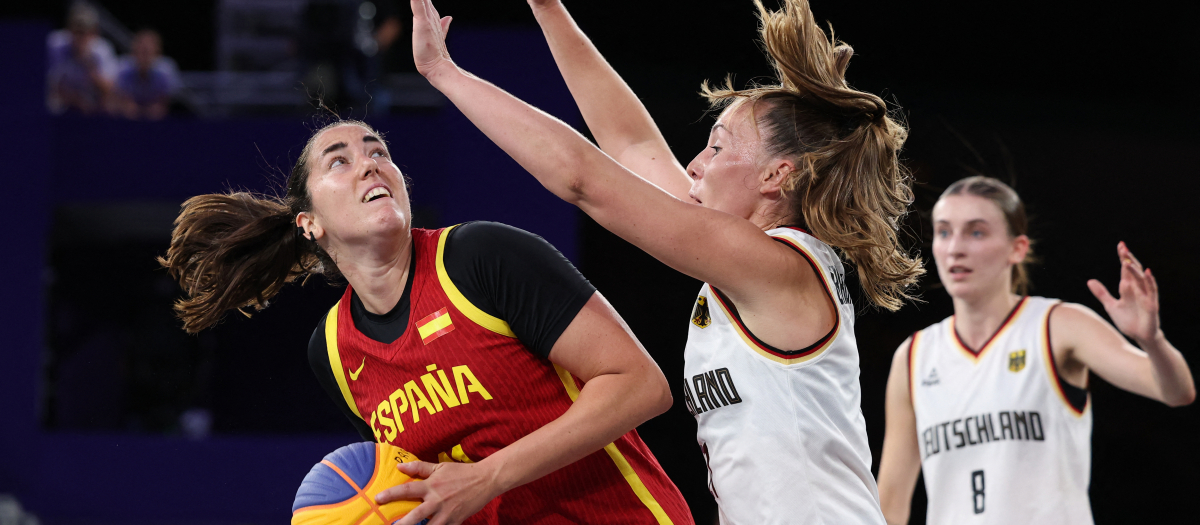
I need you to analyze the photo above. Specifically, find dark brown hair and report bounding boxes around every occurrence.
[159,120,380,333]
[940,175,1033,295]
[700,0,923,311]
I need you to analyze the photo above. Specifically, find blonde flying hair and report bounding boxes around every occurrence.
[702,0,923,311]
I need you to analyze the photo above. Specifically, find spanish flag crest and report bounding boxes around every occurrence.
[418,307,455,345]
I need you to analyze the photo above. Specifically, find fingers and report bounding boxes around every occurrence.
[398,460,441,479]
[1087,278,1116,309]
[441,15,452,33]
[393,501,437,525]
[1117,241,1150,297]
[1146,268,1159,300]
[376,478,426,504]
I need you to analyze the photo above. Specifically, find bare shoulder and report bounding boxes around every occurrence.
[1049,301,1109,331]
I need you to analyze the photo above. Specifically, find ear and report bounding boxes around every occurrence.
[759,158,795,197]
[1009,234,1030,265]
[295,211,322,241]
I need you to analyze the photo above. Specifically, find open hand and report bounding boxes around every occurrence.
[410,0,454,77]
[1086,241,1161,344]
[376,460,501,525]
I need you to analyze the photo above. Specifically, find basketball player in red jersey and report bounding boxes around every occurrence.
[160,120,693,525]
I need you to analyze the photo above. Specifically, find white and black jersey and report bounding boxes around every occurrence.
[909,296,1093,524]
[681,227,884,525]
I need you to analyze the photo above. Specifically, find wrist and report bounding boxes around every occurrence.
[422,59,463,87]
[1134,329,1167,351]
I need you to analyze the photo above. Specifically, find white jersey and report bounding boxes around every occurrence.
[682,227,884,525]
[909,296,1093,524]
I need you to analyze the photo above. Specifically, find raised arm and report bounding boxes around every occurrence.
[1053,242,1194,407]
[409,0,809,305]
[377,293,673,525]
[526,0,692,200]
[877,337,921,525]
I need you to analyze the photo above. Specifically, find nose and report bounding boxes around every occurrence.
[359,156,380,179]
[685,154,702,181]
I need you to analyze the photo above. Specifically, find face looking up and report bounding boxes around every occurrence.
[932,194,1029,301]
[297,124,412,252]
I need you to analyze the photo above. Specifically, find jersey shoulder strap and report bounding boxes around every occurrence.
[323,299,363,419]
[433,224,516,338]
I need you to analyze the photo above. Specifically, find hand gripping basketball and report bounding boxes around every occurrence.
[292,442,428,525]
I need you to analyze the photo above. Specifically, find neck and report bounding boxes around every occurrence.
[749,199,795,232]
[332,231,414,315]
[951,286,1022,350]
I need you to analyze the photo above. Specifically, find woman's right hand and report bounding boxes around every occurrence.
[410,0,455,78]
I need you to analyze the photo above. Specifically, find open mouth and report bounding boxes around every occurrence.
[948,266,972,275]
[362,186,392,203]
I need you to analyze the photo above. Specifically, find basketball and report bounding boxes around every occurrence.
[292,442,427,525]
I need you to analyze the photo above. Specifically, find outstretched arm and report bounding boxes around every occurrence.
[877,337,921,525]
[1054,241,1194,407]
[377,293,672,525]
[525,1,692,200]
[409,0,809,307]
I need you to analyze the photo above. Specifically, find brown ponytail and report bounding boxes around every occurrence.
[700,0,923,311]
[159,119,377,332]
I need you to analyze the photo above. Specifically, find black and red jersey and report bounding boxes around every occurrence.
[309,223,692,525]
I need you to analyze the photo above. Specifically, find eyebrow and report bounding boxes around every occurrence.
[934,219,990,226]
[711,123,727,133]
[320,142,346,157]
[320,135,383,157]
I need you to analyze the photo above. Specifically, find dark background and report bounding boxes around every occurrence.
[3,0,1198,523]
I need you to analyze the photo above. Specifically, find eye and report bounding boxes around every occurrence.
[710,146,722,155]
[971,230,984,238]
[329,157,346,168]
[371,150,387,158]
[935,229,948,238]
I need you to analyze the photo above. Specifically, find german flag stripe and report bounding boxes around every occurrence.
[950,296,1029,363]
[1042,302,1089,417]
[705,234,841,365]
[907,331,922,402]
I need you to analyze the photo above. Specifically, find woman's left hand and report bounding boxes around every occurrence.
[1086,241,1161,344]
[376,460,501,525]
[410,0,455,77]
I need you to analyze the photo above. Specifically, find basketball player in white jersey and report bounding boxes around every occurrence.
[876,176,1195,524]
[408,0,923,522]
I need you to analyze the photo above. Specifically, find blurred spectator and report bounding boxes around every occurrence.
[115,30,182,120]
[46,2,118,115]
[299,0,401,114]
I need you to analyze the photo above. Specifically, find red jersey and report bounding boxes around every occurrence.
[320,226,692,525]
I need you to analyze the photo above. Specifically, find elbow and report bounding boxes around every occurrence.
[1167,388,1196,408]
[640,368,674,420]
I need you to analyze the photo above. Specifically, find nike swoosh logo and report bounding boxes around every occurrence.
[348,357,365,381]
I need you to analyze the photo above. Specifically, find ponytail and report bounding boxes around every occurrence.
[158,193,320,333]
[700,0,923,311]
[160,119,375,332]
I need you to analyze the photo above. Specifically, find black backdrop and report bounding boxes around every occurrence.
[9,1,1198,523]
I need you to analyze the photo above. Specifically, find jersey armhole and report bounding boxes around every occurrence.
[324,300,364,420]
[435,225,517,338]
[1043,302,1089,416]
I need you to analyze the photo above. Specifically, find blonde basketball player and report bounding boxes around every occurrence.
[876,176,1195,524]
[409,0,924,522]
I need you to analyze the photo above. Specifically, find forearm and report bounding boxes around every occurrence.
[478,367,670,494]
[1137,331,1196,406]
[530,2,690,198]
[877,442,919,525]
